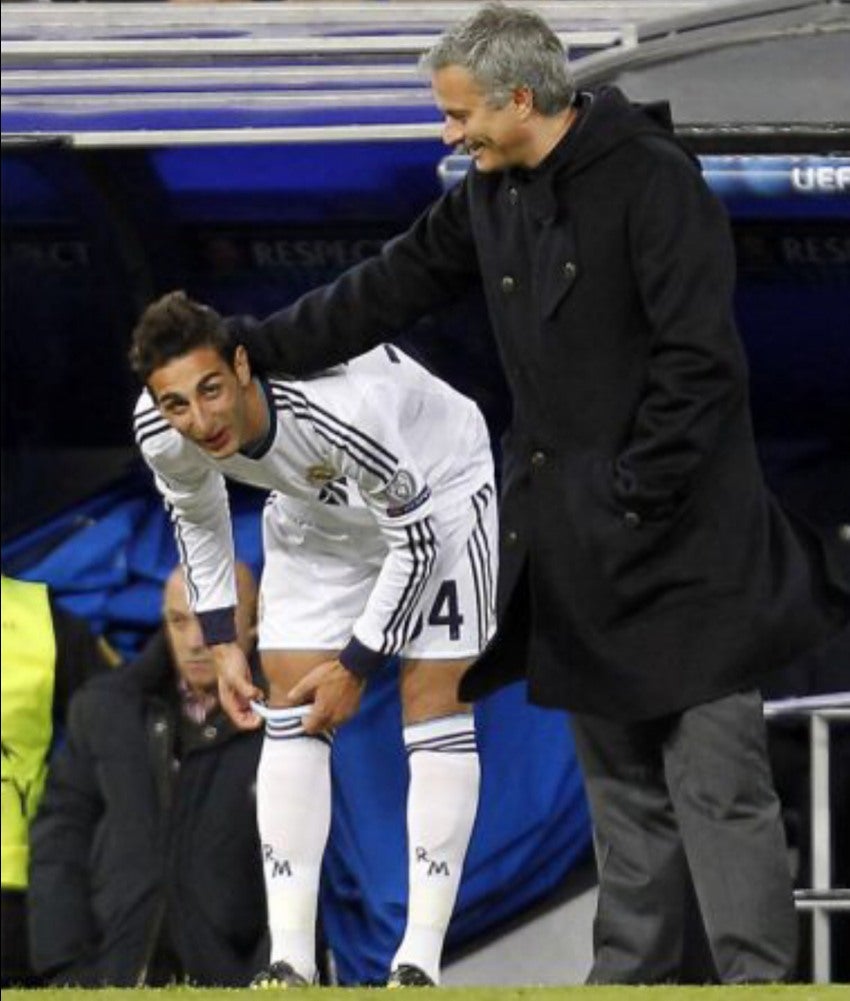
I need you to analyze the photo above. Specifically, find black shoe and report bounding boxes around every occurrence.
[251,960,311,988]
[387,963,436,987]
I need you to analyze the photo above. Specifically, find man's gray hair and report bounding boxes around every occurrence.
[420,2,575,115]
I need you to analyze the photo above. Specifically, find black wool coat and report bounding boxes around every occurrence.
[28,633,267,986]
[240,86,848,721]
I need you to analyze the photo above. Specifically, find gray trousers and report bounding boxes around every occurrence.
[571,688,797,984]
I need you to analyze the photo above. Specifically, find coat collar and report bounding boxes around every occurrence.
[506,91,592,223]
[503,87,682,222]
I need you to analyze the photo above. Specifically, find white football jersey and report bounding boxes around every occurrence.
[134,344,494,662]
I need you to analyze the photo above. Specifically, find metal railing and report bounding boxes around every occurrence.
[764,692,850,983]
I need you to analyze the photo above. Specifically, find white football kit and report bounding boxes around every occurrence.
[135,344,497,675]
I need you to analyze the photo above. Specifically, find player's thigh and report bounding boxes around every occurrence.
[400,656,475,725]
[397,490,497,724]
[261,649,340,706]
[259,495,379,705]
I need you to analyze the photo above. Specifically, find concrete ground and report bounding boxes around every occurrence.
[443,860,597,986]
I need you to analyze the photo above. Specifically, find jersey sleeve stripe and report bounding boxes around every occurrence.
[269,384,396,475]
[270,386,395,481]
[390,523,437,652]
[134,401,158,418]
[471,486,496,641]
[380,522,425,653]
[304,398,396,465]
[134,416,165,434]
[309,418,392,481]
[133,408,171,446]
[270,382,397,466]
[380,518,438,654]
[472,487,495,590]
[135,424,174,447]
[133,404,163,425]
[271,380,397,465]
[467,532,486,650]
[165,499,199,607]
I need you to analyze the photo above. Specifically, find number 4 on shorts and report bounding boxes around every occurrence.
[427,580,464,640]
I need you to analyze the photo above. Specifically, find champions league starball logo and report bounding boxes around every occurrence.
[386,469,417,504]
[385,470,432,518]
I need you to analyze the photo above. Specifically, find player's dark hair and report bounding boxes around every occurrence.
[129,290,235,384]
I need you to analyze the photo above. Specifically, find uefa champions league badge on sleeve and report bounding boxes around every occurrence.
[386,469,417,503]
[385,469,432,518]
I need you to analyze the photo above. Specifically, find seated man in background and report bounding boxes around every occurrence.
[28,563,269,987]
[1,574,115,988]
[129,290,498,987]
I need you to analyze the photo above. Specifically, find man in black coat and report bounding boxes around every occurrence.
[27,564,268,987]
[223,2,849,984]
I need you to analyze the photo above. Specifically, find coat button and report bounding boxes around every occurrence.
[203,724,218,740]
[501,275,516,294]
[563,261,576,278]
[531,450,547,467]
[623,510,641,528]
[508,187,519,205]
[153,720,167,735]
[505,530,519,545]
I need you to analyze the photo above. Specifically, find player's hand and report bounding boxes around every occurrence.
[287,659,366,734]
[213,642,264,730]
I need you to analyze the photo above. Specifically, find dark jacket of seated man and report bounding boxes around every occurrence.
[27,565,268,987]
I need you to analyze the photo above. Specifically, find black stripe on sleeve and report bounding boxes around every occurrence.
[270,382,397,481]
[472,486,495,635]
[394,520,439,651]
[467,530,486,650]
[381,518,438,655]
[165,500,199,607]
[133,408,172,447]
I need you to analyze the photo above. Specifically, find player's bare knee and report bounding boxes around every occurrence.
[401,658,473,725]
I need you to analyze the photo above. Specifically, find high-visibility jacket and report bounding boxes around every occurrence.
[1,576,56,890]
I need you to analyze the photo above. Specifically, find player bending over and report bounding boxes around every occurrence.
[130,291,497,988]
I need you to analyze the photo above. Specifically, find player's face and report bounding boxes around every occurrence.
[432,65,531,172]
[163,574,218,693]
[149,345,253,459]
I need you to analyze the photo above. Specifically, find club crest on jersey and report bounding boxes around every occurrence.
[306,462,336,486]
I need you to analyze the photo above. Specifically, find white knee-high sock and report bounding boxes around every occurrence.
[392,713,480,984]
[256,705,332,982]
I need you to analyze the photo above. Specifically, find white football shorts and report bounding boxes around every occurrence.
[258,483,498,660]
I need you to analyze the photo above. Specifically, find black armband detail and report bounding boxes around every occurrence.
[197,607,237,646]
[338,636,389,679]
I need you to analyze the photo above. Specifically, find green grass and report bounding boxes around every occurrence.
[3,986,847,1000]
